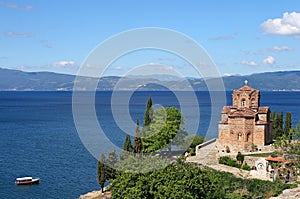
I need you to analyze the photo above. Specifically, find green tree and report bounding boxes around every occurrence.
[123,134,133,152]
[290,123,300,160]
[236,152,244,164]
[111,161,222,198]
[270,111,276,121]
[143,96,153,128]
[112,157,296,198]
[284,112,292,137]
[291,122,300,140]
[116,154,170,173]
[105,149,118,182]
[279,111,284,126]
[97,153,106,194]
[133,120,142,153]
[273,111,284,139]
[142,107,182,153]
[274,122,300,175]
[120,134,133,160]
[141,96,153,149]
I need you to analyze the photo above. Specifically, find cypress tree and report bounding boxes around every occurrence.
[279,111,284,130]
[284,112,292,136]
[143,96,153,127]
[236,152,244,164]
[123,134,133,152]
[273,111,284,139]
[142,96,153,142]
[278,111,284,137]
[134,120,142,153]
[97,153,106,194]
[270,111,275,121]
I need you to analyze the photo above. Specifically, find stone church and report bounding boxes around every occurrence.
[218,84,272,152]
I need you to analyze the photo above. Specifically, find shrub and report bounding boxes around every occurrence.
[190,151,196,156]
[251,143,258,151]
[219,156,240,168]
[225,192,251,199]
[236,152,244,164]
[226,146,230,153]
[242,162,251,171]
[270,162,282,169]
[219,156,251,171]
[271,151,281,158]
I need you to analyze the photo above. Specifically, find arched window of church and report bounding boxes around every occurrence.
[238,133,242,141]
[241,99,246,107]
[246,132,251,142]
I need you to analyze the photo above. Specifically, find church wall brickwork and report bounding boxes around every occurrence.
[218,85,272,152]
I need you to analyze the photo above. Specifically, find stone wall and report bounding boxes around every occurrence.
[244,156,261,167]
[254,125,266,146]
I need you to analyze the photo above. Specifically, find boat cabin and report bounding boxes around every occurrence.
[15,176,39,185]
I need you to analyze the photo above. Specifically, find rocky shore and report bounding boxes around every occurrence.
[269,185,300,199]
[78,190,111,199]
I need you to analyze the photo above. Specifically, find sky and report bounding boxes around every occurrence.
[1,0,300,77]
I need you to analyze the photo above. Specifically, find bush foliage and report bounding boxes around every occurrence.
[111,159,296,198]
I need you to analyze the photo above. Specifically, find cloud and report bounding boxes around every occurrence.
[4,31,34,38]
[262,56,275,65]
[270,46,293,52]
[0,56,8,59]
[0,1,33,10]
[209,35,235,41]
[241,60,258,66]
[53,61,76,67]
[261,12,300,36]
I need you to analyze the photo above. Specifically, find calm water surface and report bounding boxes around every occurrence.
[0,91,299,199]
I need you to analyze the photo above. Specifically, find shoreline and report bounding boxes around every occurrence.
[78,190,111,199]
[269,185,300,199]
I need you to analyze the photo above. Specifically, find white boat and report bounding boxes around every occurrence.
[15,177,40,185]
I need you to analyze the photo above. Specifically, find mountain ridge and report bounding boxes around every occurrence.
[1,68,300,91]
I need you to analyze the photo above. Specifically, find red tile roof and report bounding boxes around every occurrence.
[236,85,255,91]
[258,107,269,113]
[266,157,286,162]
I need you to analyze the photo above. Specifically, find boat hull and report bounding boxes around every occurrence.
[16,178,39,185]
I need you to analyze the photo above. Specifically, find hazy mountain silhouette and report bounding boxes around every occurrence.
[1,68,299,91]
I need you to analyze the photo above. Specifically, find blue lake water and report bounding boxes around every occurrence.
[0,91,299,199]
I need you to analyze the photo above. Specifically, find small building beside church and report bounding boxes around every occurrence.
[218,84,272,152]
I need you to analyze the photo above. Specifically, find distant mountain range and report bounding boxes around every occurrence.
[1,68,300,91]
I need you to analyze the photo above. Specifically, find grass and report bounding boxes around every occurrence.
[244,152,272,157]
